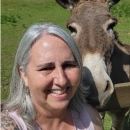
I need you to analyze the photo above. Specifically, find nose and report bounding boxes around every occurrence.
[52,67,68,87]
[97,76,114,107]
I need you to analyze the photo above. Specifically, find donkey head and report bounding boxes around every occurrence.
[56,0,120,108]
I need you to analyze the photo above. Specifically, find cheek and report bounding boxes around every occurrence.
[68,69,81,88]
[26,73,48,89]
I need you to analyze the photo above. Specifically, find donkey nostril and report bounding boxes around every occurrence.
[104,81,109,92]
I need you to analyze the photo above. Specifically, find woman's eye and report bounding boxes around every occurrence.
[63,63,78,69]
[39,67,54,71]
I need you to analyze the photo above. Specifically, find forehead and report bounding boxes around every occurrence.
[74,1,109,14]
[31,34,67,51]
[70,1,112,22]
[29,34,73,57]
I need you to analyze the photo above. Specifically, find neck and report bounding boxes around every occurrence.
[110,42,130,84]
[35,107,73,130]
[36,106,69,119]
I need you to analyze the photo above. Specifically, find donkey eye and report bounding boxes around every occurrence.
[68,25,77,32]
[67,24,77,37]
[107,21,116,30]
[67,22,82,37]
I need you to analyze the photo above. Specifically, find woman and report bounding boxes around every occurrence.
[1,23,103,130]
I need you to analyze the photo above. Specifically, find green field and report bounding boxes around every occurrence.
[1,0,130,130]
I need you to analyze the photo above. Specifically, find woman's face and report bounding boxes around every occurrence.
[20,34,81,111]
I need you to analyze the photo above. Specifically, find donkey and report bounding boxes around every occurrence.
[56,0,130,129]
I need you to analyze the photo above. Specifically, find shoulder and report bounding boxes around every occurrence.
[85,103,99,117]
[0,111,20,130]
[85,103,104,130]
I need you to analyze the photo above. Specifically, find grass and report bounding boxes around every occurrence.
[1,0,130,129]
[111,0,130,44]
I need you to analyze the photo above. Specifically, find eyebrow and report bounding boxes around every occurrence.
[36,62,54,68]
[63,60,77,65]
[36,60,77,68]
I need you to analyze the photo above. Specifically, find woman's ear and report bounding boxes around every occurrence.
[19,66,29,87]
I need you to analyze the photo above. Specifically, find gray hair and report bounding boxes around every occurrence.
[4,23,88,130]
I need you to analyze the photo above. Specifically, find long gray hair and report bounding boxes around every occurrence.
[4,23,88,130]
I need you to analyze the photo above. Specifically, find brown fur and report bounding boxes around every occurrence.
[56,0,130,129]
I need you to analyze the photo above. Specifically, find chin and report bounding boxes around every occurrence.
[50,101,70,110]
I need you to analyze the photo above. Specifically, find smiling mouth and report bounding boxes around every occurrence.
[49,87,69,95]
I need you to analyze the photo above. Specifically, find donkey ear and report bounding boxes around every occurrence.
[56,0,80,10]
[105,0,120,8]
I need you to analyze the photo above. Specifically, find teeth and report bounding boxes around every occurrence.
[50,88,67,95]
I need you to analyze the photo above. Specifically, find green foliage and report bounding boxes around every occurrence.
[111,0,130,17]
[111,0,130,44]
[1,15,17,24]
